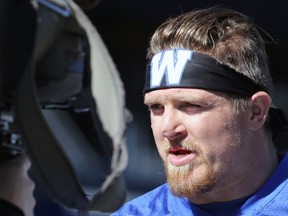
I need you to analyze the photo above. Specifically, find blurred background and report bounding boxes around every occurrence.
[35,0,288,215]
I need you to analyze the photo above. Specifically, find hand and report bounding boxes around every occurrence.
[0,154,36,216]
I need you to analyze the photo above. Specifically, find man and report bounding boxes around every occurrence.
[112,6,288,215]
[0,155,36,216]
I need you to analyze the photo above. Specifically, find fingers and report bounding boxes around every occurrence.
[0,153,36,216]
[14,154,32,171]
[0,154,32,178]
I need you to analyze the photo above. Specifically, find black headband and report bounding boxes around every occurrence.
[143,49,267,96]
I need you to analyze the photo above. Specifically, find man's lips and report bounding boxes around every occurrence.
[168,147,196,166]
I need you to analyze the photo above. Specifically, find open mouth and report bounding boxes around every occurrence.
[169,148,193,156]
[168,147,196,166]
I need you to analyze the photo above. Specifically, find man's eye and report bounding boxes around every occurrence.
[150,104,161,110]
[179,103,203,112]
[148,104,164,114]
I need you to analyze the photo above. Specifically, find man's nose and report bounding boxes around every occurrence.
[161,110,186,141]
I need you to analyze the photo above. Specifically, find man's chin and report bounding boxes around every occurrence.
[165,163,217,198]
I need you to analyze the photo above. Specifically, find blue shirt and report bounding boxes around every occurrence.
[112,154,288,215]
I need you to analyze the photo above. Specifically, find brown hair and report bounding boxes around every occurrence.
[147,6,273,96]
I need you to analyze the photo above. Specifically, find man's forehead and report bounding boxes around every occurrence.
[144,88,222,104]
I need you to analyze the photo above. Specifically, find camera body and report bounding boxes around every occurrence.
[0,0,127,213]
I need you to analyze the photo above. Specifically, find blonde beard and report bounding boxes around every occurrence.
[165,160,218,198]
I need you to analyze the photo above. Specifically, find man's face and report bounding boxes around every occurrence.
[144,88,252,202]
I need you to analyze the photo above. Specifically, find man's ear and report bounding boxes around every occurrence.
[249,91,271,131]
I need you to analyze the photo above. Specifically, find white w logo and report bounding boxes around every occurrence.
[150,50,192,88]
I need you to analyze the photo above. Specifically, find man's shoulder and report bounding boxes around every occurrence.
[111,183,178,215]
[240,153,288,215]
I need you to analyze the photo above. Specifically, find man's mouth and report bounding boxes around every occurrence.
[168,147,196,166]
[169,148,192,155]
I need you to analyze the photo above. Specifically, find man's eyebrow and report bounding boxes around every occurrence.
[143,96,160,105]
[144,94,201,104]
[144,95,165,105]
[177,96,197,102]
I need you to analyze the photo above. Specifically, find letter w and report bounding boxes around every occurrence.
[150,50,192,88]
